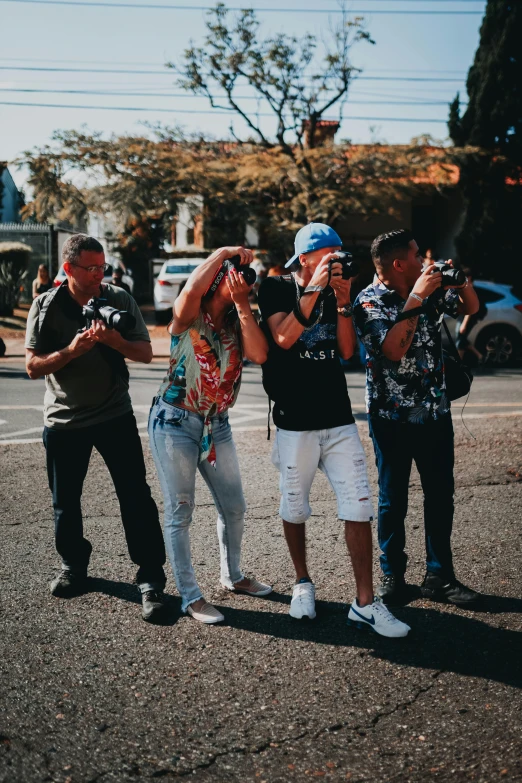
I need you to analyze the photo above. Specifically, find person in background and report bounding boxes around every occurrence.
[267,262,286,277]
[112,266,131,294]
[32,264,53,298]
[456,269,485,362]
[424,249,436,266]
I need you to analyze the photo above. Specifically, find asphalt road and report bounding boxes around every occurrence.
[1,358,522,443]
[1,360,521,782]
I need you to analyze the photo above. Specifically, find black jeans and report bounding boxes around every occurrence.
[369,414,455,581]
[43,412,166,586]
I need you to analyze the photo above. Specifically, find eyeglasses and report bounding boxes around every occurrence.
[71,263,110,274]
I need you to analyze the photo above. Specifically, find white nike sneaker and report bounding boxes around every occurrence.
[347,597,410,638]
[289,581,316,620]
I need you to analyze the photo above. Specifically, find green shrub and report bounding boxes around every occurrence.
[0,242,32,316]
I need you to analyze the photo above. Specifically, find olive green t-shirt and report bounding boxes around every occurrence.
[25,284,150,429]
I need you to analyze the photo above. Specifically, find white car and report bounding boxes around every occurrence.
[445,280,522,365]
[53,259,134,295]
[153,258,206,324]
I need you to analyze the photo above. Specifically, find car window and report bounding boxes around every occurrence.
[474,285,504,304]
[164,264,201,275]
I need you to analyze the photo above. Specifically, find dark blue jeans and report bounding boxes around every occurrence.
[369,414,455,580]
[43,412,166,586]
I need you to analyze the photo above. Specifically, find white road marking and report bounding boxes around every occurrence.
[0,438,42,445]
[0,419,6,426]
[0,405,44,410]
[0,426,43,439]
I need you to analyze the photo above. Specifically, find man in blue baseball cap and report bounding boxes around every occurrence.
[257,223,410,638]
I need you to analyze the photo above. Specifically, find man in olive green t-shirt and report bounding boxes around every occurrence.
[25,234,166,622]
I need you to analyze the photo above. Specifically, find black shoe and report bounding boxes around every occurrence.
[141,590,167,623]
[50,569,87,598]
[377,574,408,605]
[421,572,481,608]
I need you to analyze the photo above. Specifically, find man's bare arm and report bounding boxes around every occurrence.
[382,266,443,362]
[26,331,96,379]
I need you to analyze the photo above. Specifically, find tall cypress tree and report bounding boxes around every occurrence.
[449,0,522,287]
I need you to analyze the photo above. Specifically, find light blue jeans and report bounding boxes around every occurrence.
[148,397,245,612]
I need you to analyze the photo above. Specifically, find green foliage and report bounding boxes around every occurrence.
[0,242,31,316]
[19,131,455,266]
[448,0,522,286]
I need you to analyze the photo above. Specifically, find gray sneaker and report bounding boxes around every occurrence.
[50,569,87,598]
[141,590,167,623]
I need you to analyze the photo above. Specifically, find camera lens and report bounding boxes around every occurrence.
[241,267,257,286]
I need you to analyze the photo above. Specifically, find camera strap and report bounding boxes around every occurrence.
[204,265,228,299]
[292,273,325,329]
[395,305,424,322]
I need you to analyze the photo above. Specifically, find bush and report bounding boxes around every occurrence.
[0,242,32,316]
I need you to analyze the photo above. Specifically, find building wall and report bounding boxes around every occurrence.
[335,189,464,260]
[0,168,22,223]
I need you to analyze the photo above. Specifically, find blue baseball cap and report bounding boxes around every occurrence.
[285,222,343,267]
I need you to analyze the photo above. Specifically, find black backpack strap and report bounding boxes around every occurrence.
[442,317,463,365]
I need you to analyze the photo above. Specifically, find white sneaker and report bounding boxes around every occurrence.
[347,597,410,638]
[289,581,316,620]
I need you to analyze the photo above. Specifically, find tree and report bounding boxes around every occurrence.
[448,0,522,286]
[175,2,374,218]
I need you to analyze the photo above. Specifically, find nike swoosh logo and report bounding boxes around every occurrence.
[351,606,375,625]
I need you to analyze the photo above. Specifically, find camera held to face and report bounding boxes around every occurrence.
[225,255,257,286]
[205,255,257,298]
[430,262,466,288]
[328,251,360,281]
[82,297,136,335]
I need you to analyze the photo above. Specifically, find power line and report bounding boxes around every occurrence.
[0,58,469,75]
[0,0,484,14]
[0,99,450,121]
[0,87,465,106]
[0,66,467,82]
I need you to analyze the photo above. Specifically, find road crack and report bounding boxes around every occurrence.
[148,672,444,778]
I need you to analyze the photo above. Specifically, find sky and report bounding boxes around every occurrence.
[1,0,488,193]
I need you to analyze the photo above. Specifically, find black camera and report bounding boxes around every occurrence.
[205,255,257,298]
[328,251,360,281]
[225,255,257,286]
[82,297,136,334]
[431,262,466,288]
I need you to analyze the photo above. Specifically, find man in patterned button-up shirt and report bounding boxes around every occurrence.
[354,229,482,609]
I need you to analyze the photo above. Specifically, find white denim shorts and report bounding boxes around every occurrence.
[271,424,374,524]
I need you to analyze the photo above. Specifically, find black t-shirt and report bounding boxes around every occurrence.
[257,275,354,431]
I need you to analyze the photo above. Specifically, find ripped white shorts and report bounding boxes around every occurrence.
[271,424,374,524]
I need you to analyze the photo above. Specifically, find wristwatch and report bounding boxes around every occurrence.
[337,304,353,318]
[303,285,324,295]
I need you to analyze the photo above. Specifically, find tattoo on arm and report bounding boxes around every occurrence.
[399,316,417,349]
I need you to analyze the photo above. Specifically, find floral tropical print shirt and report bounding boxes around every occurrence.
[353,278,459,423]
[157,310,242,465]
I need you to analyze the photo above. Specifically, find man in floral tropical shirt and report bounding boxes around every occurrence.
[354,229,482,608]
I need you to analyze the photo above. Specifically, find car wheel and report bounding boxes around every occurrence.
[476,326,522,366]
[155,310,171,325]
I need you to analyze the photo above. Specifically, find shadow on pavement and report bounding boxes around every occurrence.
[217,594,522,689]
[86,577,182,626]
